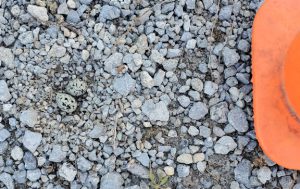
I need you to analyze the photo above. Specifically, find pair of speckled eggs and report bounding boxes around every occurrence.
[56,79,87,113]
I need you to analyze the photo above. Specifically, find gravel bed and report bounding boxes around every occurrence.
[1,0,296,189]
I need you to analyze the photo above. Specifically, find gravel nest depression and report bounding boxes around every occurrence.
[1,0,297,189]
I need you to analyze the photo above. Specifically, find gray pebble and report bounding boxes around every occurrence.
[0,80,12,102]
[214,136,237,154]
[228,107,249,133]
[77,156,92,171]
[0,129,10,142]
[67,10,80,23]
[178,95,191,108]
[210,102,229,123]
[176,164,190,177]
[24,151,37,170]
[100,172,124,189]
[142,100,169,122]
[20,109,39,127]
[59,163,77,182]
[13,170,26,184]
[219,5,233,20]
[0,172,14,189]
[22,130,42,153]
[222,47,240,67]
[27,169,41,182]
[234,159,252,187]
[99,5,121,21]
[127,163,149,179]
[136,153,150,167]
[18,31,34,45]
[27,5,49,22]
[49,145,67,162]
[204,81,218,96]
[188,102,208,120]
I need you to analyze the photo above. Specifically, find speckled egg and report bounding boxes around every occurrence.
[66,79,87,97]
[56,93,77,113]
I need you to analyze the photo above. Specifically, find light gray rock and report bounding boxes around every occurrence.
[49,145,67,162]
[136,34,148,54]
[188,102,208,120]
[186,0,196,9]
[27,169,41,182]
[162,59,178,71]
[57,3,69,15]
[20,109,39,127]
[136,153,150,167]
[204,81,218,96]
[66,79,87,97]
[11,146,24,161]
[150,50,165,64]
[257,166,271,184]
[49,44,66,58]
[197,161,207,173]
[238,39,250,52]
[142,100,169,121]
[177,164,190,177]
[77,156,92,171]
[100,172,124,189]
[210,102,229,123]
[67,10,80,23]
[99,5,121,21]
[219,5,233,20]
[188,126,199,136]
[22,130,42,153]
[140,71,154,88]
[177,154,193,164]
[0,80,12,102]
[59,163,77,182]
[56,93,77,113]
[203,0,213,9]
[0,48,14,68]
[18,31,34,44]
[191,78,203,92]
[13,170,26,184]
[178,95,190,108]
[154,69,165,86]
[0,172,14,189]
[167,49,182,58]
[234,159,252,187]
[0,129,10,142]
[279,176,294,189]
[222,47,240,67]
[162,2,175,14]
[228,107,249,132]
[127,163,149,179]
[24,151,37,169]
[27,5,49,22]
[104,52,123,75]
[214,136,237,154]
[113,73,136,96]
[88,125,106,138]
[186,39,197,49]
[0,141,8,155]
[199,126,211,138]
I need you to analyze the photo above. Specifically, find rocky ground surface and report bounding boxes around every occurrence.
[0,0,298,189]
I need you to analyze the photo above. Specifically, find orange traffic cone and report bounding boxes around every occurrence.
[252,0,300,169]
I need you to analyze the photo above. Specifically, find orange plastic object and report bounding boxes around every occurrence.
[252,0,300,169]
